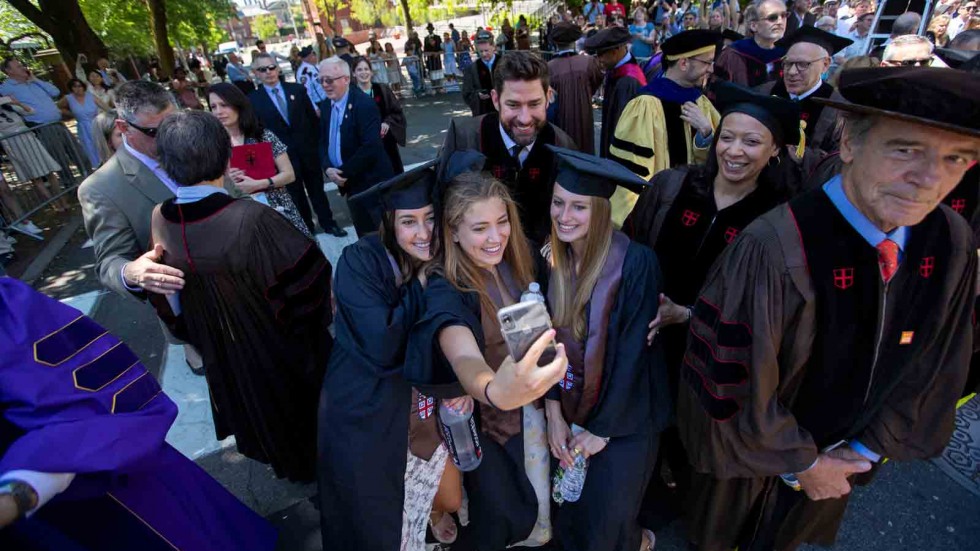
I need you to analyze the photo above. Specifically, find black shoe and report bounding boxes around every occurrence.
[325,224,348,237]
[186,359,205,377]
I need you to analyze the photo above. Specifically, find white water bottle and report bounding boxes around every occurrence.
[520,282,545,304]
[438,400,483,472]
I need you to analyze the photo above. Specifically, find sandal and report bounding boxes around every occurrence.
[429,511,458,544]
[640,529,656,551]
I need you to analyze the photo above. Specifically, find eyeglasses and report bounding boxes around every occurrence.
[124,119,159,138]
[687,57,714,67]
[782,57,828,73]
[319,75,349,86]
[762,12,789,22]
[254,65,278,73]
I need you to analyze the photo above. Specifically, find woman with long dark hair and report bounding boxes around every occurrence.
[207,82,310,237]
[319,160,471,551]
[624,82,801,530]
[544,147,669,551]
[351,56,407,174]
[406,168,569,549]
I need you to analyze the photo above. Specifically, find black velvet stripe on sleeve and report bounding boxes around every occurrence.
[265,243,331,324]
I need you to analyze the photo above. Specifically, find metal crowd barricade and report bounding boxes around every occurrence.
[0,121,92,239]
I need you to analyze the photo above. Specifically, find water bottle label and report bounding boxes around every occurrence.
[559,363,574,391]
[440,420,460,466]
[418,393,435,420]
[467,416,483,459]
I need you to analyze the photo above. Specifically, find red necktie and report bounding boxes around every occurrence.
[877,239,900,283]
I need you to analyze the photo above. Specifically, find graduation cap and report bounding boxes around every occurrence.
[813,67,980,138]
[722,29,745,43]
[583,26,631,54]
[935,48,980,72]
[547,145,651,198]
[299,45,315,58]
[549,22,583,44]
[475,29,493,42]
[661,29,722,61]
[712,80,803,148]
[350,159,437,213]
[332,36,351,49]
[775,26,853,56]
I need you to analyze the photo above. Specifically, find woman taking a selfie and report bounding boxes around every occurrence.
[544,147,669,551]
[407,164,568,549]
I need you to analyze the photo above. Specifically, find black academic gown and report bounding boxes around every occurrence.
[548,233,670,551]
[600,57,645,159]
[406,261,548,551]
[318,235,425,550]
[623,167,782,530]
[758,80,843,153]
[438,113,577,244]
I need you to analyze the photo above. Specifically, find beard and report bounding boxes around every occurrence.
[501,113,546,147]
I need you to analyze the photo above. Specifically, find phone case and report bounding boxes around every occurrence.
[496,301,556,362]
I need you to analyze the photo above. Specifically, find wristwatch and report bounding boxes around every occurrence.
[0,479,39,519]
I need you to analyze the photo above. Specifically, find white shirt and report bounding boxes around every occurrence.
[789,79,824,101]
[122,138,179,195]
[499,123,534,167]
[0,471,75,516]
[948,17,967,39]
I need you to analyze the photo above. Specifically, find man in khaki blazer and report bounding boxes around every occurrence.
[78,81,239,373]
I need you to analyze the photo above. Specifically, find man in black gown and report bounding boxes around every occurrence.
[584,26,647,159]
[439,51,576,243]
[757,26,852,153]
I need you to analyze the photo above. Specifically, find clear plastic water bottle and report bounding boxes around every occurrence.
[438,400,483,472]
[520,282,546,304]
[559,453,589,502]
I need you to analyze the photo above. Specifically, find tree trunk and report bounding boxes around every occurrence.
[144,0,176,77]
[399,0,414,32]
[6,0,108,68]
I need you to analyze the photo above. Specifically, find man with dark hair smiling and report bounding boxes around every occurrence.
[679,66,980,551]
[439,51,575,242]
[715,0,788,87]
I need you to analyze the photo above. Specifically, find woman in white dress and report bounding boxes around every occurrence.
[0,96,70,212]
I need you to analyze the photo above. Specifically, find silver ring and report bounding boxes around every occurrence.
[561,445,567,450]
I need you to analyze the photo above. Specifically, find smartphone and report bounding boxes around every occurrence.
[497,301,557,363]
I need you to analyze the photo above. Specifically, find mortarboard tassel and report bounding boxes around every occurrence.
[796,120,807,159]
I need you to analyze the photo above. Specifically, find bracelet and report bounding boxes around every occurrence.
[686,306,693,322]
[484,379,500,410]
[266,178,274,190]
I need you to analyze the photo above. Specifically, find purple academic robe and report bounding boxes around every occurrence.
[0,277,277,551]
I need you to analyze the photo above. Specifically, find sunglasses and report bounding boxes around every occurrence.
[125,119,159,138]
[254,65,278,73]
[891,58,933,67]
[319,75,349,86]
[763,12,789,22]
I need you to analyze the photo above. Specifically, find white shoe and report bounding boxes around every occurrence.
[15,220,43,235]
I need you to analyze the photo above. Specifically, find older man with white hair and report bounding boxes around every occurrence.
[316,56,393,236]
[880,34,935,66]
[249,52,346,237]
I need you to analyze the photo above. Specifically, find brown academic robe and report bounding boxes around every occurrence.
[678,190,976,551]
[149,193,332,482]
[548,52,604,155]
